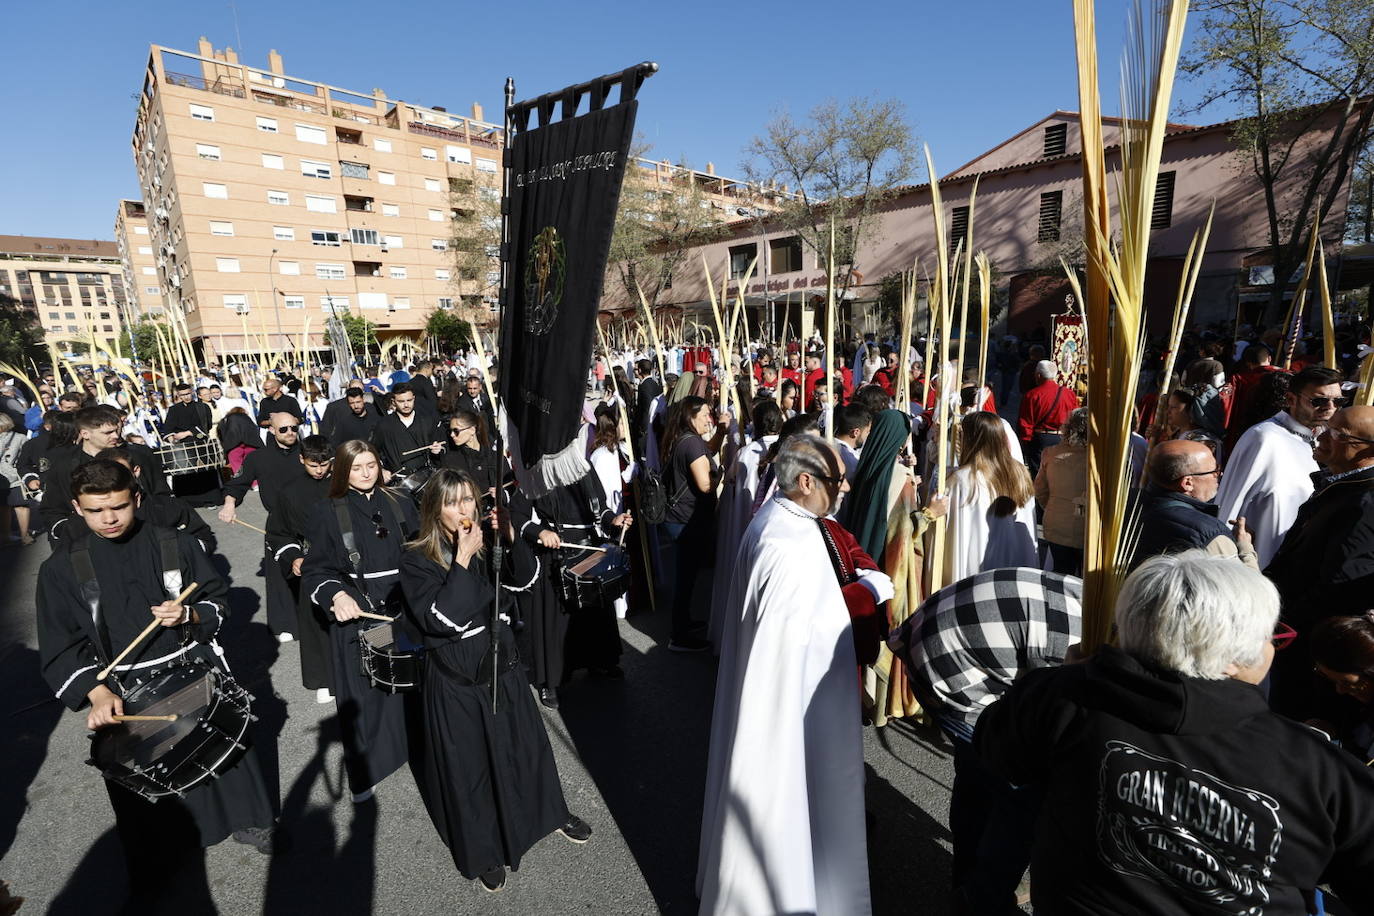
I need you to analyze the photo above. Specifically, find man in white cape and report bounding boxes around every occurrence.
[698,434,881,916]
[1217,366,1343,567]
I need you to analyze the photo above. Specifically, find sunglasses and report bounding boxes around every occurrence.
[372,511,389,539]
[449,426,475,435]
[276,425,299,433]
[1174,467,1222,482]
[808,471,846,486]
[1302,395,1348,409]
[1272,621,1298,651]
[1325,426,1374,446]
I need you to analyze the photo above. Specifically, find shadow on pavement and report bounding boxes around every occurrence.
[866,761,955,916]
[0,645,64,862]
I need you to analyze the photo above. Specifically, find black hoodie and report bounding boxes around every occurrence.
[974,646,1374,915]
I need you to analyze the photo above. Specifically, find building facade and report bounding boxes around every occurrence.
[113,199,163,321]
[0,235,129,351]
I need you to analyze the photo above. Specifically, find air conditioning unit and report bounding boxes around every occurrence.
[235,304,250,315]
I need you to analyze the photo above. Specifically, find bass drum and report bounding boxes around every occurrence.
[391,467,436,504]
[88,664,255,800]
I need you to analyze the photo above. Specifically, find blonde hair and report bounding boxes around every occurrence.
[957,411,1033,514]
[0,413,13,433]
[405,468,483,567]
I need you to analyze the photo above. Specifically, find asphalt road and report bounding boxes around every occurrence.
[0,497,961,916]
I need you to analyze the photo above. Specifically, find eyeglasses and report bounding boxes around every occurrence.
[807,471,846,486]
[449,426,474,435]
[1174,467,1222,482]
[1302,395,1348,409]
[371,511,389,539]
[1324,426,1374,446]
[276,425,299,433]
[1272,621,1298,651]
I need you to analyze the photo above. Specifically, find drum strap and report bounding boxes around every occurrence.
[68,526,181,667]
[333,490,411,586]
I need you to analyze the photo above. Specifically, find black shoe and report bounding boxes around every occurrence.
[538,687,560,709]
[478,866,506,893]
[232,825,283,855]
[558,815,592,844]
[668,636,710,653]
[592,665,624,679]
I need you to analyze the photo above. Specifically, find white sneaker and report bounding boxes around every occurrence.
[351,787,375,804]
[315,687,333,704]
[276,632,295,643]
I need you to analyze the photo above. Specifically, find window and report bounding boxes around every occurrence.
[137,245,153,255]
[344,194,374,212]
[446,145,471,164]
[435,268,451,281]
[283,295,305,310]
[389,266,408,280]
[144,286,159,295]
[341,161,370,180]
[383,235,403,248]
[134,226,148,235]
[189,103,215,122]
[64,312,76,319]
[374,138,392,153]
[424,178,441,192]
[202,182,228,199]
[431,238,448,251]
[382,203,400,217]
[476,157,498,173]
[949,206,969,252]
[428,208,444,222]
[728,244,757,279]
[262,153,284,170]
[305,194,337,214]
[1152,171,1176,230]
[268,190,290,205]
[316,263,346,280]
[257,116,278,132]
[216,257,240,273]
[420,147,437,161]
[1044,123,1068,157]
[209,220,234,237]
[301,159,332,179]
[222,294,247,310]
[311,230,342,247]
[769,236,803,273]
[279,260,301,275]
[350,228,380,246]
[1038,190,1063,242]
[378,171,396,186]
[273,226,295,241]
[479,186,500,202]
[196,143,221,160]
[391,297,410,309]
[142,266,157,275]
[321,295,350,313]
[437,297,454,310]
[295,124,327,145]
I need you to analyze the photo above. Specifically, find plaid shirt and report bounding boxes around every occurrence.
[898,568,1082,728]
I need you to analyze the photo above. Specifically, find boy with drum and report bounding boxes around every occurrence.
[36,459,279,907]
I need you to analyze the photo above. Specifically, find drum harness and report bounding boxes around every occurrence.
[68,526,218,695]
[333,488,411,621]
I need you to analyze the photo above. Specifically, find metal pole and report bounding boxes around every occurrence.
[269,248,282,368]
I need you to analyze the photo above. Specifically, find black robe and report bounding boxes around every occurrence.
[371,410,442,475]
[400,548,568,878]
[35,522,276,885]
[266,471,334,690]
[41,442,169,537]
[300,487,417,793]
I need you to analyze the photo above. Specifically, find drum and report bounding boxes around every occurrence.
[391,467,435,502]
[157,438,226,477]
[88,664,255,800]
[359,622,424,693]
[560,544,631,609]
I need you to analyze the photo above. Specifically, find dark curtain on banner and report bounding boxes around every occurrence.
[497,77,640,494]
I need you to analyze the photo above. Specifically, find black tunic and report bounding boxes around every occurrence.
[255,392,304,426]
[35,523,276,858]
[301,487,417,793]
[440,443,501,494]
[320,399,381,449]
[371,409,442,475]
[266,471,335,689]
[41,442,169,537]
[400,548,569,878]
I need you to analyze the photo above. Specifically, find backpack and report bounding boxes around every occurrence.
[637,459,668,525]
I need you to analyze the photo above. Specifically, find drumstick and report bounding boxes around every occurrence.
[401,444,438,456]
[562,543,609,553]
[112,714,178,722]
[356,610,395,622]
[231,518,267,535]
[97,581,200,681]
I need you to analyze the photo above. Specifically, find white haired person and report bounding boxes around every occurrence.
[1015,358,1080,480]
[974,551,1374,915]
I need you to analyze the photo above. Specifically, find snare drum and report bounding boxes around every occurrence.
[560,544,631,609]
[391,468,436,503]
[88,664,255,800]
[359,622,424,693]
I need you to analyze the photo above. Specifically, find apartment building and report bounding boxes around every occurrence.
[130,39,505,362]
[0,235,128,349]
[113,199,162,320]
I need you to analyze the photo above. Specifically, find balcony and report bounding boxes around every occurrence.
[336,127,363,145]
[252,89,327,114]
[333,107,384,127]
[165,70,245,99]
[344,195,374,212]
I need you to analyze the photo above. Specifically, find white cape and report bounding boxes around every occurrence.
[944,466,1039,583]
[708,435,778,650]
[1216,413,1317,568]
[697,496,871,916]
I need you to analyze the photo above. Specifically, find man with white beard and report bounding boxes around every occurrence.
[698,434,891,916]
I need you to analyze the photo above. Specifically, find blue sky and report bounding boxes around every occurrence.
[1,0,1228,240]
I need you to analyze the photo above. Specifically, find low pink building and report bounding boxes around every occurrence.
[603,108,1357,340]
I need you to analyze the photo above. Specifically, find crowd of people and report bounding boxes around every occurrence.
[4,312,1374,914]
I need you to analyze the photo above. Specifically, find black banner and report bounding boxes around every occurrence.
[497,71,642,493]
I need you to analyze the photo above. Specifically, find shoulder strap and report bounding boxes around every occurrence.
[156,525,183,597]
[379,489,414,540]
[1034,385,1066,430]
[68,536,114,666]
[334,496,361,570]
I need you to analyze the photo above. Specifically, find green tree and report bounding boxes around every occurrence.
[424,307,473,354]
[118,320,168,364]
[0,292,46,367]
[323,310,378,362]
[1182,0,1374,327]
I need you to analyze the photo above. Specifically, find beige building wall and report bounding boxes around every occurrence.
[0,236,128,351]
[113,199,163,320]
[131,40,506,361]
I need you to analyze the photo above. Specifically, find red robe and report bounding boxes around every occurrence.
[818,517,885,667]
[1017,379,1080,441]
